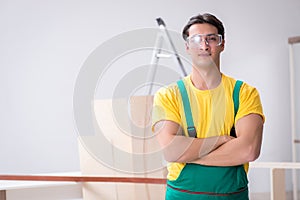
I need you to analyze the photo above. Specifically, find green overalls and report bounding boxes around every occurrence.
[165,80,248,200]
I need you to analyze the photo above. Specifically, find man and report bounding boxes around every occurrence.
[152,13,265,200]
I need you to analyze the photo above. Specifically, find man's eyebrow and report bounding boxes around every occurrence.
[190,33,218,37]
[206,33,218,36]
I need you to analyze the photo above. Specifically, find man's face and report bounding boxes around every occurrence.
[186,23,225,69]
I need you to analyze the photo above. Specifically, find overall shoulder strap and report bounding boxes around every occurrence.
[230,80,243,137]
[233,80,243,116]
[176,80,197,138]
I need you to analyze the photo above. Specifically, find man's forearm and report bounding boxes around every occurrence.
[191,114,264,166]
[154,120,233,163]
[162,135,232,163]
[191,134,262,166]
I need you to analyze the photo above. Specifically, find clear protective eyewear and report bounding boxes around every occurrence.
[186,34,223,48]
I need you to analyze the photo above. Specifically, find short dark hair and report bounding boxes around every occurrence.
[182,13,225,41]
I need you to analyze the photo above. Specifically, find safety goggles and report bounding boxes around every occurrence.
[186,34,223,48]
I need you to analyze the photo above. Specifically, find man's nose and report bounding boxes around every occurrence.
[199,39,209,50]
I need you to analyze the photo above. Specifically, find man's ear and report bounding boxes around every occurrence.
[220,40,225,51]
[185,42,191,54]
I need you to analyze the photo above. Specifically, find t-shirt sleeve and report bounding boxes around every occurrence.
[152,86,181,131]
[235,83,265,123]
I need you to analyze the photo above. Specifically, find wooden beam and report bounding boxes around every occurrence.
[288,36,300,44]
[250,162,300,169]
[271,169,286,200]
[0,175,166,184]
[0,190,6,200]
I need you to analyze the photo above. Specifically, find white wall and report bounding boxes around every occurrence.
[1,0,300,194]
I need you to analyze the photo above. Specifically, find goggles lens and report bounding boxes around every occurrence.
[187,34,222,48]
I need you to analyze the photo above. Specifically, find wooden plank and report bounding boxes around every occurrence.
[0,175,166,184]
[0,190,6,200]
[271,168,286,200]
[250,162,300,169]
[288,36,300,44]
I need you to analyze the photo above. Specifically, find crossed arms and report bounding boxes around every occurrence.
[153,113,264,166]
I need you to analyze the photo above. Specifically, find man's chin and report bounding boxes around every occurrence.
[194,59,217,69]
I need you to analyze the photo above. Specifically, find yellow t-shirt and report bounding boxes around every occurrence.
[152,74,265,180]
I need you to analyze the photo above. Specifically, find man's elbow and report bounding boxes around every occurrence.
[163,154,177,163]
[163,150,192,163]
[163,150,182,162]
[245,145,261,162]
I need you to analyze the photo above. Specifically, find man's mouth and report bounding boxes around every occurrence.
[198,53,211,57]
